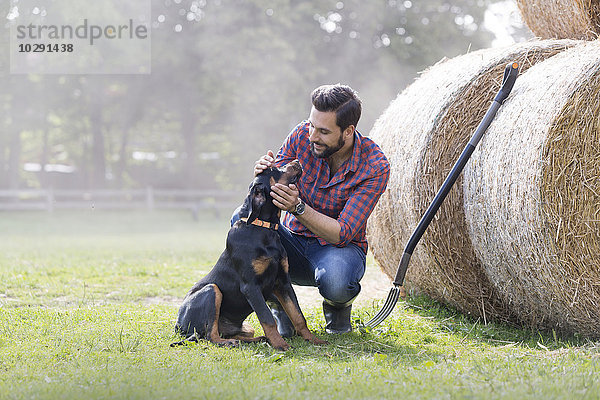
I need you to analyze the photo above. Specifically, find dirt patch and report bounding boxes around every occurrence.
[143,265,392,312]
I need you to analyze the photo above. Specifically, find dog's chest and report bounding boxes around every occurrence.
[251,250,284,283]
[227,226,287,289]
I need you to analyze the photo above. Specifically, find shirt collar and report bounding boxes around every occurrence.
[318,129,363,189]
[348,130,363,173]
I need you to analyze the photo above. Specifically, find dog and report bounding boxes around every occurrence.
[172,159,326,351]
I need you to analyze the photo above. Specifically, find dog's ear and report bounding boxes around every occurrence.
[247,184,266,224]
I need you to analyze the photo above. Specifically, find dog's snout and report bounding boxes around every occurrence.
[286,159,303,178]
[285,160,302,185]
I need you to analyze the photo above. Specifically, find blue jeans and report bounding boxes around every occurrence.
[231,210,366,304]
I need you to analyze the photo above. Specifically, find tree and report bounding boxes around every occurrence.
[0,0,500,190]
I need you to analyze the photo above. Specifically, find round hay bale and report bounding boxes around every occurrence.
[463,40,600,336]
[367,39,577,321]
[516,0,600,40]
[415,40,578,323]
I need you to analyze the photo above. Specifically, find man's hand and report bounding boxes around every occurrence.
[254,150,275,177]
[270,183,300,213]
[272,182,342,244]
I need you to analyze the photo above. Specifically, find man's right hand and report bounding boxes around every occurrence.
[254,150,275,176]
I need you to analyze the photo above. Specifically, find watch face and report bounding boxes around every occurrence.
[292,200,304,215]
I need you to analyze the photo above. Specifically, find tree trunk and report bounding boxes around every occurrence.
[0,121,7,188]
[40,128,50,188]
[7,81,28,190]
[88,79,106,189]
[115,84,145,189]
[181,104,197,189]
[7,129,21,190]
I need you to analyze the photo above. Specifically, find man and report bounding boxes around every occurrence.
[254,84,390,335]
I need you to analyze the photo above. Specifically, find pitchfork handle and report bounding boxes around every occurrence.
[495,63,519,104]
[392,62,519,287]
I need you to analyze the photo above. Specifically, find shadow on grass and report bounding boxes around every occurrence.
[169,329,446,369]
[359,294,588,352]
[168,292,590,368]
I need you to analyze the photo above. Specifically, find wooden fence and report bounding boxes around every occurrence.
[0,188,243,216]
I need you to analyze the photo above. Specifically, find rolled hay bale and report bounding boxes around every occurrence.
[463,40,600,336]
[367,39,577,322]
[516,0,600,40]
[414,39,578,323]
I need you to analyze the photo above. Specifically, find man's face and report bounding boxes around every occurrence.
[308,107,345,159]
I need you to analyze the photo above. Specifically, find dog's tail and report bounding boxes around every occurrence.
[169,330,200,347]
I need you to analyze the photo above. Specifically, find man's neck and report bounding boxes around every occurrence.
[326,139,354,177]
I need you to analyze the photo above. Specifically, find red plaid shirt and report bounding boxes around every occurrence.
[274,121,390,254]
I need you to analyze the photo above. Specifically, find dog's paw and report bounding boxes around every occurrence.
[270,338,290,351]
[216,339,240,348]
[298,329,328,346]
[308,336,328,346]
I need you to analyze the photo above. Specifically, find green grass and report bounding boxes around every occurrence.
[1,211,600,399]
[0,210,228,307]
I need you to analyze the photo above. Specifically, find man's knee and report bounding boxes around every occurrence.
[314,248,365,304]
[317,276,361,305]
[230,206,242,226]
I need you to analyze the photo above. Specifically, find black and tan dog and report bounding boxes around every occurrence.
[173,160,326,350]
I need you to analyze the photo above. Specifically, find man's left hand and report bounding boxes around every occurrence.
[270,183,300,213]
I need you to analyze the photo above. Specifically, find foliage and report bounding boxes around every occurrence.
[1,0,500,190]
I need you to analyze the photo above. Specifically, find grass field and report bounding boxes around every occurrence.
[1,210,599,400]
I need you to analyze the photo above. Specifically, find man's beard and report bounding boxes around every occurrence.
[311,135,345,159]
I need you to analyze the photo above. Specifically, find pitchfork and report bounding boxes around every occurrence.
[364,62,519,328]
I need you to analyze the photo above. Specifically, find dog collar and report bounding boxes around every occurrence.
[240,217,279,230]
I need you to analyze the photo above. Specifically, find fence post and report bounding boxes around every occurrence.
[146,186,154,210]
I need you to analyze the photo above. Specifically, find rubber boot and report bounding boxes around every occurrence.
[323,297,356,334]
[267,301,295,338]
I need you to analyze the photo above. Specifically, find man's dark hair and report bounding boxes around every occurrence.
[311,84,362,132]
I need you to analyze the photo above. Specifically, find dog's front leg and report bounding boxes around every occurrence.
[274,286,328,345]
[240,283,290,351]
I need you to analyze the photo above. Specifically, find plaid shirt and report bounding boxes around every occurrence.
[274,121,390,254]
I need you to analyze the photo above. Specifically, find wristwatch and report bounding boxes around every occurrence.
[291,198,306,216]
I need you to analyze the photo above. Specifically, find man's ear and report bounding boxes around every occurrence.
[343,125,355,138]
[247,184,266,224]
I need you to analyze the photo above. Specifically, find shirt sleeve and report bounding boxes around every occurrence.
[335,164,390,247]
[274,122,305,167]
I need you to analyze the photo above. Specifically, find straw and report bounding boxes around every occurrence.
[516,0,600,40]
[463,40,600,336]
